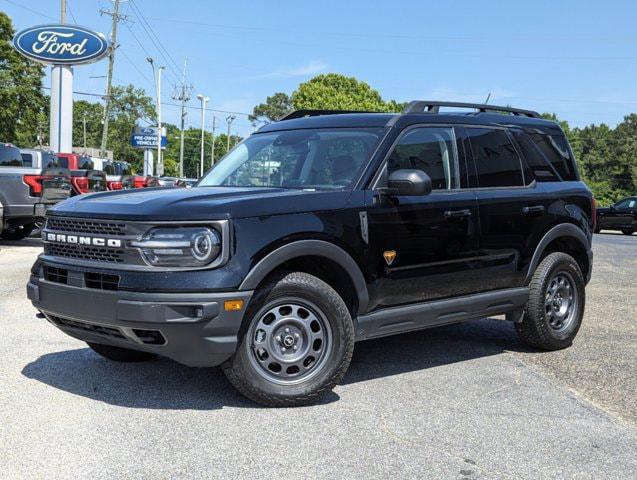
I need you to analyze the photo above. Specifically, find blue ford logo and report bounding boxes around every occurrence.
[12,24,110,65]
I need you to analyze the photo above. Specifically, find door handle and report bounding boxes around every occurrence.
[444,209,472,219]
[523,205,545,215]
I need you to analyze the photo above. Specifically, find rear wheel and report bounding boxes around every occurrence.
[1,223,35,240]
[87,342,157,362]
[515,252,585,350]
[621,229,634,235]
[223,272,354,407]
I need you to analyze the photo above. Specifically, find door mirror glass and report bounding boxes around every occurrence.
[388,169,432,196]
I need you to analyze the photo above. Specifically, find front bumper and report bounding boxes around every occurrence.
[27,275,253,367]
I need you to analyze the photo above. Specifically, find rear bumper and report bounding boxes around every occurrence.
[27,275,252,367]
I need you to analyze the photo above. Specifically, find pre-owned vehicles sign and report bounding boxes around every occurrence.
[131,126,168,149]
[12,24,110,65]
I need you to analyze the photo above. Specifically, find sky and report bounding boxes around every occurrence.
[3,0,637,138]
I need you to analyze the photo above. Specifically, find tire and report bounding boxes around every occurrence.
[223,272,355,407]
[621,230,634,236]
[87,342,158,362]
[1,223,35,240]
[516,252,585,350]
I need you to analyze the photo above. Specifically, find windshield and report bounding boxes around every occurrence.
[199,128,385,189]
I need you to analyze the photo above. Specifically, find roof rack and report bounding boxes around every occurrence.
[402,101,540,118]
[279,109,372,121]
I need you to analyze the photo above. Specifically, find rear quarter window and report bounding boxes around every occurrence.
[529,133,578,181]
[511,130,560,182]
[20,153,33,167]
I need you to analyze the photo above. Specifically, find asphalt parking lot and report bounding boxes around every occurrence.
[1,233,635,479]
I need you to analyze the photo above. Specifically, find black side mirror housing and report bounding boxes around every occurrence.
[387,169,433,196]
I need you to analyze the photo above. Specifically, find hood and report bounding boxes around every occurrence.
[48,185,353,221]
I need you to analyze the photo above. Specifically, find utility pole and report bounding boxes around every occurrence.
[226,115,236,152]
[210,116,216,167]
[61,0,66,22]
[172,59,192,178]
[197,94,209,178]
[156,65,164,176]
[82,113,87,148]
[99,0,127,158]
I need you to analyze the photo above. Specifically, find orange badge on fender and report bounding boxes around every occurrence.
[383,250,396,266]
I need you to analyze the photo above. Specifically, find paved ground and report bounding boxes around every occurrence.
[0,233,635,479]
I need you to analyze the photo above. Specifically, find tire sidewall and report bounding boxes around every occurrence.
[229,273,354,401]
[534,254,585,344]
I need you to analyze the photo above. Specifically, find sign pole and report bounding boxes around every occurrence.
[50,0,73,153]
[143,149,154,176]
[49,65,73,153]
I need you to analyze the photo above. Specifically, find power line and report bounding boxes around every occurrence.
[66,0,78,24]
[1,0,56,20]
[127,0,184,85]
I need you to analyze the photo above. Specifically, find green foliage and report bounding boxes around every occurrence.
[0,12,47,145]
[291,73,403,112]
[249,92,293,125]
[162,125,242,178]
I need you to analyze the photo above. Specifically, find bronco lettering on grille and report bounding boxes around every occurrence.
[46,232,122,248]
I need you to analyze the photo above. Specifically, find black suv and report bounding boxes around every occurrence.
[28,101,594,406]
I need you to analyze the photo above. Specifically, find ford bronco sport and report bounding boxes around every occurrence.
[27,101,594,406]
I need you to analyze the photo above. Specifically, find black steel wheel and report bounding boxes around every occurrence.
[516,252,585,350]
[223,272,354,407]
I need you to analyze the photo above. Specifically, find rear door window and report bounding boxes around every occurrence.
[529,133,578,181]
[466,128,524,187]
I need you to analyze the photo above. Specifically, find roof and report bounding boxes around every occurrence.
[257,110,561,134]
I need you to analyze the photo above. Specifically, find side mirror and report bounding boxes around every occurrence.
[387,169,432,196]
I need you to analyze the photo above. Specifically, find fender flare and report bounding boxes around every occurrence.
[524,223,591,284]
[239,239,370,314]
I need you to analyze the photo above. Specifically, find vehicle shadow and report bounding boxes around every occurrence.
[0,237,42,248]
[22,318,530,409]
[344,317,531,385]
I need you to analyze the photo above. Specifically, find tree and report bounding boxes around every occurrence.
[249,92,293,125]
[291,73,403,112]
[0,12,47,145]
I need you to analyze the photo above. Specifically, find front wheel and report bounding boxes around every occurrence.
[621,229,634,236]
[223,272,354,407]
[515,252,585,350]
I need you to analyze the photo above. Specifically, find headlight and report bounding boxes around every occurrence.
[131,227,221,267]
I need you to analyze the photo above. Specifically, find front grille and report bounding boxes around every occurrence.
[85,272,120,290]
[46,217,126,236]
[44,266,68,285]
[48,316,127,340]
[45,243,125,263]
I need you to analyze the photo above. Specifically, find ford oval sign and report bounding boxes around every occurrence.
[12,24,110,65]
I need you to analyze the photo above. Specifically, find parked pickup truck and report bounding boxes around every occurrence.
[102,160,132,190]
[56,153,107,196]
[1,144,70,240]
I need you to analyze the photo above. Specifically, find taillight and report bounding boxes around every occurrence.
[107,181,123,190]
[133,176,148,188]
[591,197,597,232]
[23,175,45,197]
[71,176,89,194]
